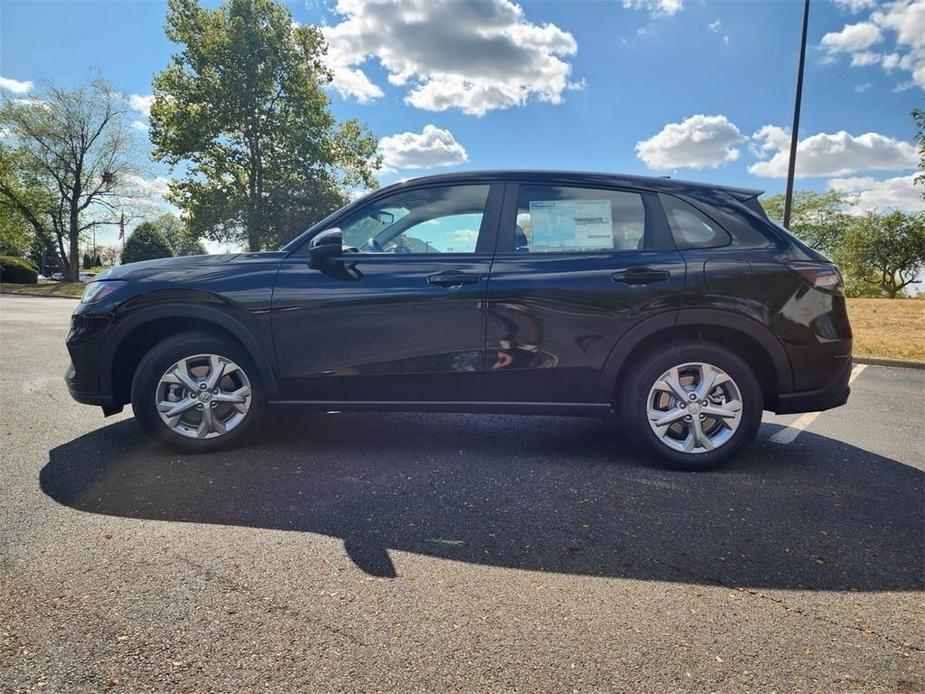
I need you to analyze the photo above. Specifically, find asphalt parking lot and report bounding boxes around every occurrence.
[1,294,922,692]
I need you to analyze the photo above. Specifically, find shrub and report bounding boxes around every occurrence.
[0,255,39,284]
[121,222,175,265]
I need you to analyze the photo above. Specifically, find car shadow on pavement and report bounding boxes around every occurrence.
[41,410,923,591]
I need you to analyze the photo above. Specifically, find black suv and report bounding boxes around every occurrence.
[66,171,852,470]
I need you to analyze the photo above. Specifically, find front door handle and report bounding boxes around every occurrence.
[611,268,670,286]
[427,272,483,288]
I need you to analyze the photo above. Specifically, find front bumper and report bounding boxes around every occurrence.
[65,307,121,413]
[65,362,119,408]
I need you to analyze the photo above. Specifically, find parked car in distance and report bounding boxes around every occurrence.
[51,272,64,281]
[78,272,96,283]
[65,171,852,470]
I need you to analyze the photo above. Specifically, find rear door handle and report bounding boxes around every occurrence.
[611,268,670,285]
[427,272,483,288]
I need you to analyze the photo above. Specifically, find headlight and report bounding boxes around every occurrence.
[81,280,127,304]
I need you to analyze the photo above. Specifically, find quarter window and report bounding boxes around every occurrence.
[513,185,646,253]
[340,185,490,254]
[660,194,731,249]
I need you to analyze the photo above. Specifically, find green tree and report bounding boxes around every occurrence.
[155,212,207,256]
[0,79,139,280]
[122,221,175,265]
[0,145,58,263]
[761,190,850,257]
[0,203,32,256]
[840,211,925,299]
[150,0,381,251]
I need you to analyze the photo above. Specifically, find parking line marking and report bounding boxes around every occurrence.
[769,364,867,445]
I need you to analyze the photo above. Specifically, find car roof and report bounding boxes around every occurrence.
[377,170,764,202]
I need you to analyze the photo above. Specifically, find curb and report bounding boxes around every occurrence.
[853,355,925,370]
[0,289,80,300]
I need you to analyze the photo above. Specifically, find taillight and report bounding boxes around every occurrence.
[788,262,844,295]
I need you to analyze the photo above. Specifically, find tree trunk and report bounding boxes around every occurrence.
[68,232,79,281]
[68,186,81,282]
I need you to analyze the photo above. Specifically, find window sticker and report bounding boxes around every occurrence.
[528,199,614,251]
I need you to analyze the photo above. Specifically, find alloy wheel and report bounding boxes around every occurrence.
[155,353,252,439]
[645,361,743,454]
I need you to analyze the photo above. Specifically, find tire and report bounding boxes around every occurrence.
[131,331,265,453]
[621,341,762,471]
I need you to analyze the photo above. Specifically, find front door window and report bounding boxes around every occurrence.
[340,185,491,254]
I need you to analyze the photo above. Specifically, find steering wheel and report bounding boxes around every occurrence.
[367,237,384,253]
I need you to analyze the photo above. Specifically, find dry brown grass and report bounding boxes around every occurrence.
[847,298,925,362]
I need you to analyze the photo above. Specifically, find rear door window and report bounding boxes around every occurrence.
[513,185,647,253]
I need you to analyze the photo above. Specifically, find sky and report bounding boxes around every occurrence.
[1,0,923,252]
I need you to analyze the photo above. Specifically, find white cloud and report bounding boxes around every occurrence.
[822,0,925,90]
[623,0,684,17]
[853,81,873,92]
[320,0,580,116]
[872,0,925,49]
[828,174,925,213]
[751,125,791,157]
[327,66,384,103]
[833,0,877,12]
[131,120,148,132]
[125,174,171,200]
[0,76,33,94]
[129,94,154,117]
[748,130,917,178]
[379,124,468,170]
[636,114,745,170]
[850,50,882,66]
[820,21,883,53]
[452,228,480,244]
[11,97,50,111]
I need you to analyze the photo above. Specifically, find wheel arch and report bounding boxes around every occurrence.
[599,309,793,410]
[106,302,279,405]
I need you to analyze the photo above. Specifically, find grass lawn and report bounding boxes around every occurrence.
[1,283,923,362]
[847,298,925,362]
[0,282,84,298]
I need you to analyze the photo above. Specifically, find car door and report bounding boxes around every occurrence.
[271,182,503,402]
[483,180,686,404]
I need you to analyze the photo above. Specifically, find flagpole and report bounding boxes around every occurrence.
[783,0,810,230]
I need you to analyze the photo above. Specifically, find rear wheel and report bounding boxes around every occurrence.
[621,342,762,471]
[131,332,264,452]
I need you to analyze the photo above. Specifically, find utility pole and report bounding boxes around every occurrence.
[783,0,810,229]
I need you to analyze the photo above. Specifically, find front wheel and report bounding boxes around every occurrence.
[131,332,265,453]
[621,342,762,471]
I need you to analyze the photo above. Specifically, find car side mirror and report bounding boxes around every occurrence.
[308,228,343,269]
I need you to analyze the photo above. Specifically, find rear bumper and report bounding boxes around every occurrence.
[773,353,852,414]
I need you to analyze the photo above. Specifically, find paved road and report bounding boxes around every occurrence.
[1,294,922,693]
